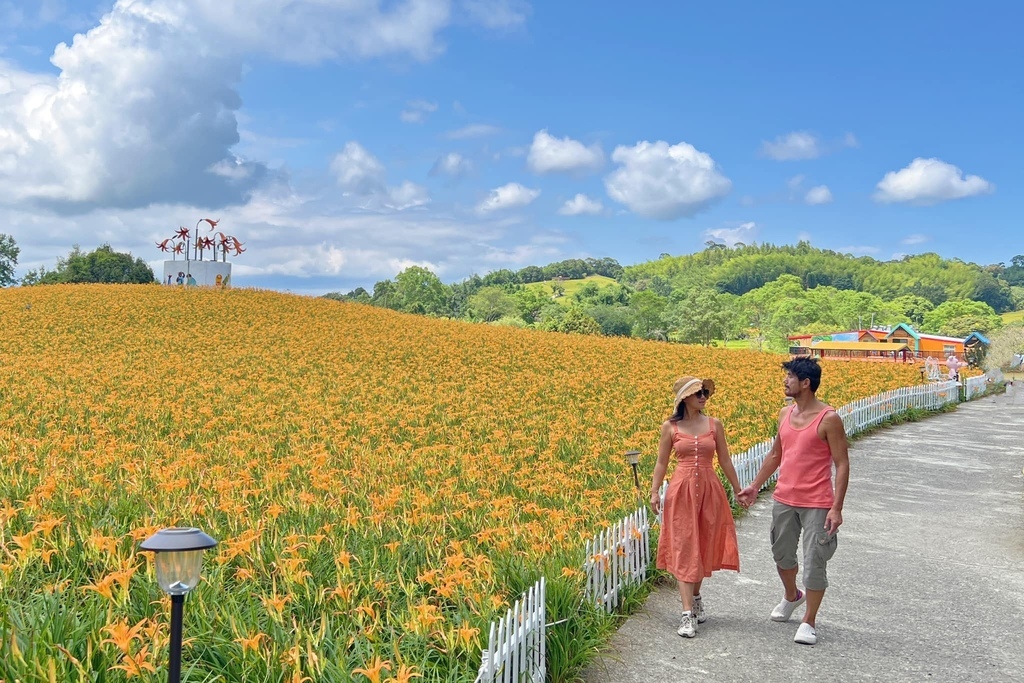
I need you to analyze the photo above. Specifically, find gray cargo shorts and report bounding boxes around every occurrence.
[770,501,838,591]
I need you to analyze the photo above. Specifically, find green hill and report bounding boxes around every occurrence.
[622,243,1016,313]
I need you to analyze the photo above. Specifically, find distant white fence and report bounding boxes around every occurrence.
[837,379,960,437]
[964,373,990,401]
[583,507,651,613]
[476,373,1000,680]
[476,577,546,683]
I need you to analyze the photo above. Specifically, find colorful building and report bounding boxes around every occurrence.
[883,323,966,359]
[787,324,988,363]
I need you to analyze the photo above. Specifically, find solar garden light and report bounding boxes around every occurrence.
[140,528,218,683]
[625,450,641,490]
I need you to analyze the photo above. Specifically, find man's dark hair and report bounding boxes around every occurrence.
[782,357,822,392]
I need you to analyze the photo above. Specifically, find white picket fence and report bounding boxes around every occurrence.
[583,507,651,613]
[475,372,998,681]
[475,577,546,683]
[836,379,960,436]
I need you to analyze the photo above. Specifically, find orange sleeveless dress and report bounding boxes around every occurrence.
[656,420,740,582]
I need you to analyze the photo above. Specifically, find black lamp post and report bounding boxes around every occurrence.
[625,450,641,490]
[140,528,218,683]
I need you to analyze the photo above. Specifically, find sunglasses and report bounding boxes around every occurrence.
[692,389,710,399]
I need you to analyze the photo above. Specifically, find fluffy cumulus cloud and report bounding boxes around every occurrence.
[557,193,603,216]
[704,221,757,247]
[804,185,833,205]
[527,129,604,174]
[603,140,731,219]
[476,182,540,214]
[0,0,521,213]
[874,158,994,205]
[330,142,429,211]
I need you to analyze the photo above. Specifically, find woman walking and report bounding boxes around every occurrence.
[650,376,743,638]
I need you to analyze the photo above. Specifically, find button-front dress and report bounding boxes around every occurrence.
[656,420,740,582]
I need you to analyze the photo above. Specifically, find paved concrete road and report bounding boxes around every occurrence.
[583,394,1024,683]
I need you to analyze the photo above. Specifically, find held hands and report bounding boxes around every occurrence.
[735,485,757,508]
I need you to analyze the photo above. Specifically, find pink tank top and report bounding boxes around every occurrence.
[773,404,835,508]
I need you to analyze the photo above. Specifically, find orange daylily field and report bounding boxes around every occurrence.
[0,285,921,681]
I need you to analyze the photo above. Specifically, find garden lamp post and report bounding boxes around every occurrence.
[140,528,218,683]
[625,450,641,490]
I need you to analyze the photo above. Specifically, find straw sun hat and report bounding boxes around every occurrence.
[673,376,717,410]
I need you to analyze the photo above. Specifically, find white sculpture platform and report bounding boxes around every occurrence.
[161,260,231,287]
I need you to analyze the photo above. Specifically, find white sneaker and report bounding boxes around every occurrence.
[794,622,817,645]
[770,591,806,622]
[693,596,707,624]
[677,611,696,638]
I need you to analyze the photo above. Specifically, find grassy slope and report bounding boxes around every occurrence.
[1001,310,1024,325]
[522,274,617,303]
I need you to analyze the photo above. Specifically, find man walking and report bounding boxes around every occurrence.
[737,357,850,645]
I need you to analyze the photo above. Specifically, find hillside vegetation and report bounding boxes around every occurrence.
[0,285,919,682]
[331,245,1024,351]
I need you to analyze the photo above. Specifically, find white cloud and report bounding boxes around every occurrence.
[445,123,501,139]
[400,99,438,123]
[429,152,473,177]
[786,174,806,190]
[901,233,930,245]
[331,142,388,196]
[603,140,731,219]
[760,132,822,161]
[704,221,757,247]
[805,185,833,205]
[384,181,431,210]
[476,182,540,214]
[760,131,859,161]
[460,0,531,29]
[874,158,995,205]
[797,231,813,243]
[330,141,430,210]
[527,129,603,175]
[0,0,522,213]
[558,193,603,216]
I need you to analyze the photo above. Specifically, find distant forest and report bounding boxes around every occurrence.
[327,243,1024,351]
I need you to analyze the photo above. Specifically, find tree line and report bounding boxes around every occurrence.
[0,238,155,287]
[327,243,1024,351]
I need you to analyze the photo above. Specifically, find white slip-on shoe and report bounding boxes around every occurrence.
[693,595,707,624]
[676,611,696,638]
[770,591,806,622]
[794,622,817,645]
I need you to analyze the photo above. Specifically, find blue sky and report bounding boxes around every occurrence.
[0,1,1020,294]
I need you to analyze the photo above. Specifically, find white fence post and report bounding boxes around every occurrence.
[476,577,546,683]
